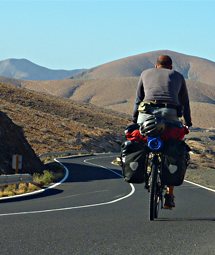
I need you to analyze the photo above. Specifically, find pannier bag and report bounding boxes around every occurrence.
[121,140,149,183]
[161,139,190,186]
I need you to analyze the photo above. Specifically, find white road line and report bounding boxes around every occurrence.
[83,155,124,178]
[0,185,135,217]
[0,155,135,216]
[184,180,215,192]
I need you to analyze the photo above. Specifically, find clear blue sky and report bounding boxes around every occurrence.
[1,0,215,70]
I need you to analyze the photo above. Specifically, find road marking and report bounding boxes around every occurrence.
[0,155,135,216]
[184,180,215,193]
[2,154,213,217]
[0,185,135,217]
[83,155,124,178]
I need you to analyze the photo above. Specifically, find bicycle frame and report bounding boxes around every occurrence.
[145,147,167,220]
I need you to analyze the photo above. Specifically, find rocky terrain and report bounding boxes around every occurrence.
[184,130,215,189]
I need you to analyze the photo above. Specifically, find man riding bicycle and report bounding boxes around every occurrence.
[132,55,192,208]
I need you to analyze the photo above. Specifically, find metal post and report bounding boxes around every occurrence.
[15,154,19,174]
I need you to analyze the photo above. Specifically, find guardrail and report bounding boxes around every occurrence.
[0,174,37,192]
[0,174,33,186]
[0,150,89,193]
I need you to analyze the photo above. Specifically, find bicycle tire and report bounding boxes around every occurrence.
[149,155,160,221]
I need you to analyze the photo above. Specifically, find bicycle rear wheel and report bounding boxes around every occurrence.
[149,155,160,221]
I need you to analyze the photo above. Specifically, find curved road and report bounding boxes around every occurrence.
[0,153,215,255]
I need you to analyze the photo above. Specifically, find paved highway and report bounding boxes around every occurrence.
[0,153,215,255]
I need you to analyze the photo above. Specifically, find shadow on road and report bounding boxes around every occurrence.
[0,187,63,204]
[61,161,123,183]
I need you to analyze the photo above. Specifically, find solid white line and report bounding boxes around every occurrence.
[83,155,124,178]
[184,180,215,193]
[0,155,135,216]
[0,185,135,217]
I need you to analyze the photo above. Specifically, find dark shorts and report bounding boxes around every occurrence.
[137,107,179,124]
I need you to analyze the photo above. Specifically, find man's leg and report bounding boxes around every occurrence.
[164,186,175,208]
[166,186,174,196]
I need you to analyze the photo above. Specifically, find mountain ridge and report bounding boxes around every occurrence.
[0,58,86,81]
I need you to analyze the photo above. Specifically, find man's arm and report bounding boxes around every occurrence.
[132,77,145,123]
[178,77,192,127]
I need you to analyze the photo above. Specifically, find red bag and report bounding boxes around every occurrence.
[160,126,189,141]
[126,129,148,143]
[125,123,189,143]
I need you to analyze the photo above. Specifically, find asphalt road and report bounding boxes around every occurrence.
[0,153,215,255]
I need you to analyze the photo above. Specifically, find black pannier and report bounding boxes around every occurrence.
[121,140,149,183]
[161,140,190,186]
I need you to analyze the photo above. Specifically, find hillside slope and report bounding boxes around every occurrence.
[0,82,130,156]
[2,76,214,128]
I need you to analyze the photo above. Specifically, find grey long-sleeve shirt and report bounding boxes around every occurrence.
[133,68,192,126]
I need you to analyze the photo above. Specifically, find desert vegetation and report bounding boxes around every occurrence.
[0,162,65,197]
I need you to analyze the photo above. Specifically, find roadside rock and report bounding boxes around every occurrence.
[0,111,44,175]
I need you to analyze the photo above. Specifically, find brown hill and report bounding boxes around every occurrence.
[68,50,215,86]
[0,111,44,175]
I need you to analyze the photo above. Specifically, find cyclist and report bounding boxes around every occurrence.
[132,55,192,208]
